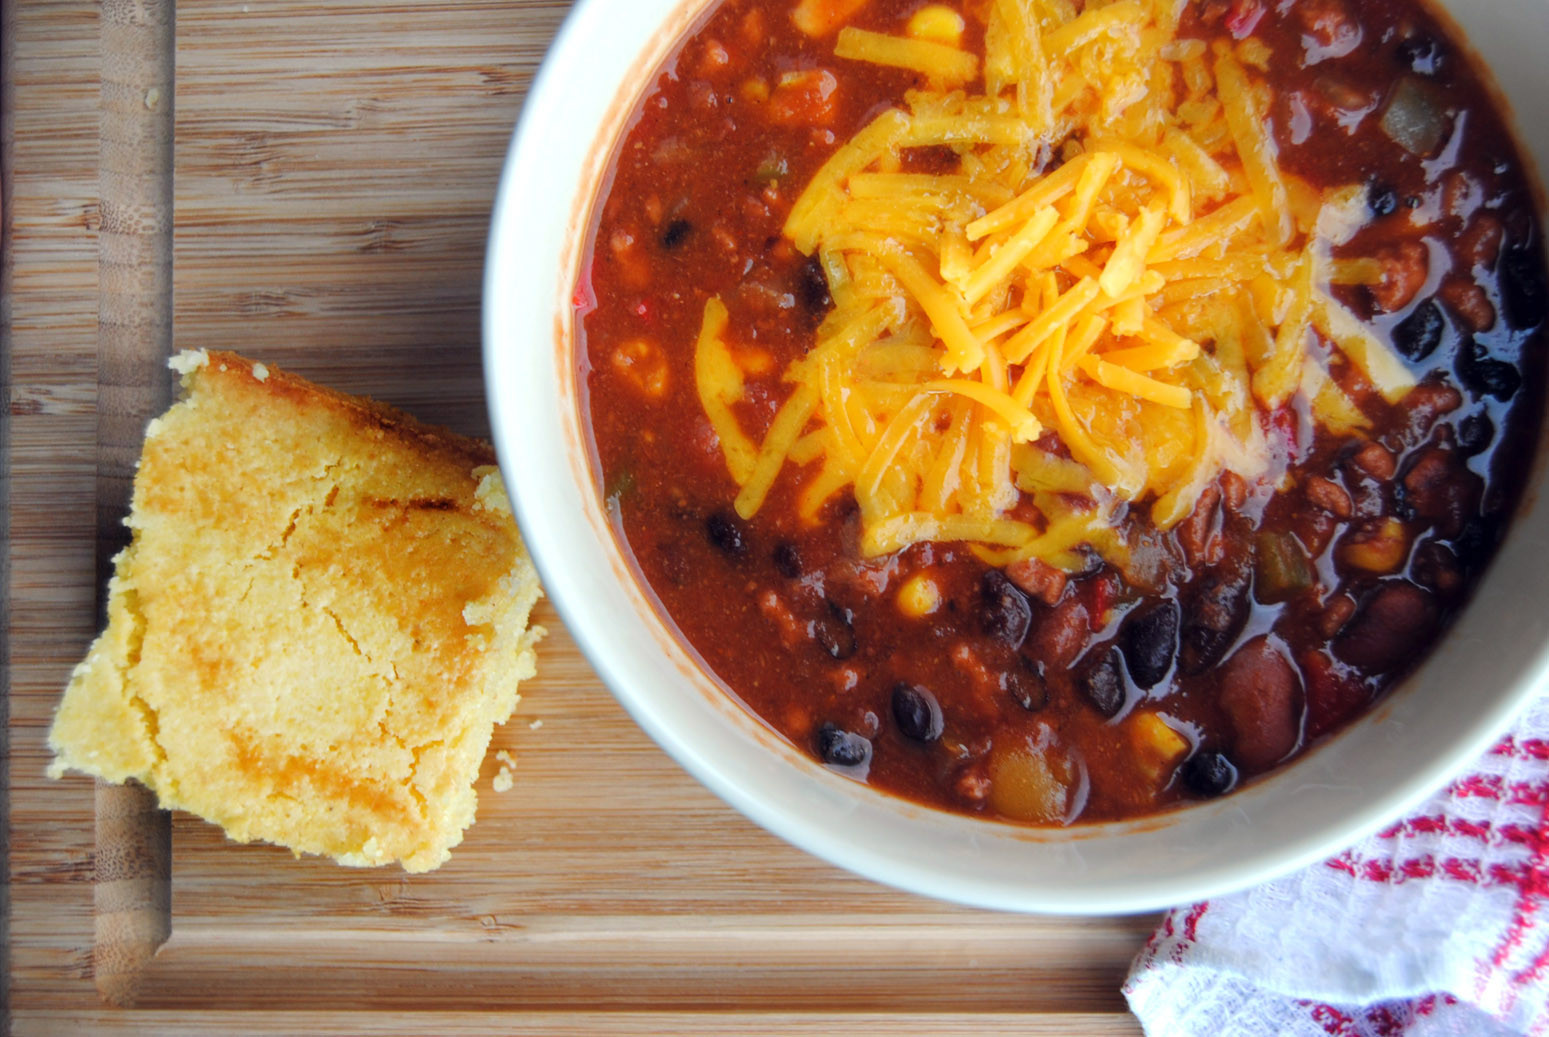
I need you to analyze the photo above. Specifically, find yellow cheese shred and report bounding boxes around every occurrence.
[690,0,1414,569]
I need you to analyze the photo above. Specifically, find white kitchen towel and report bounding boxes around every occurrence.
[1125,692,1549,1037]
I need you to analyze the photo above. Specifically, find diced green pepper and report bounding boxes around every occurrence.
[1253,530,1314,604]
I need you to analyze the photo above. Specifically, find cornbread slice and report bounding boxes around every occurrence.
[48,350,544,872]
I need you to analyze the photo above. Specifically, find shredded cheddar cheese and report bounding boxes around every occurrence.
[695,0,1416,569]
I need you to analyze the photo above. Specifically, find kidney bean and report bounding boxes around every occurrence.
[1219,637,1302,771]
[1334,581,1438,671]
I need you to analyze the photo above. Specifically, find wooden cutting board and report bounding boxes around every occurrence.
[4,1,1155,1031]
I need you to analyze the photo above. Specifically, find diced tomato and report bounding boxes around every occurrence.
[767,69,839,127]
[1087,574,1116,631]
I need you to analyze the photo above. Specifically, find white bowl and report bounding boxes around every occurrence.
[485,0,1549,913]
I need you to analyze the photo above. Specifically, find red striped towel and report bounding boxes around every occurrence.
[1125,693,1549,1036]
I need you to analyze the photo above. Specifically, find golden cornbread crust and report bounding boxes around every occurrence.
[48,350,544,872]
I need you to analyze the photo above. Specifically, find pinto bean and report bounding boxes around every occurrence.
[1457,214,1504,271]
[1411,540,1463,595]
[1027,598,1091,670]
[1318,594,1357,639]
[1370,240,1429,313]
[1399,380,1462,445]
[1218,636,1302,771]
[1005,557,1068,606]
[1440,278,1496,333]
[1349,441,1396,481]
[1305,475,1353,518]
[1401,445,1481,538]
[1178,483,1222,567]
[1334,581,1438,672]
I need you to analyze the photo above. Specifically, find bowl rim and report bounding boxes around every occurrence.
[484,0,1549,914]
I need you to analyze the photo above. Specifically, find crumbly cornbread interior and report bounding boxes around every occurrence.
[48,349,544,872]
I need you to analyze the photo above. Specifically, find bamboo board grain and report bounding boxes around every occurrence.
[4,1,1156,1032]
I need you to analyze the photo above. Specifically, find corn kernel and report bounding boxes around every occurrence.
[740,77,770,104]
[897,572,941,617]
[1339,517,1408,574]
[1129,712,1188,786]
[906,5,964,48]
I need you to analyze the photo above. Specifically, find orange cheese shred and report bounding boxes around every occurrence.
[693,0,1413,568]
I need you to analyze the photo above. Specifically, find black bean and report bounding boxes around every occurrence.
[1181,751,1239,798]
[1079,648,1125,718]
[1122,601,1179,690]
[1457,413,1494,456]
[1396,34,1445,76]
[1367,181,1398,219]
[1178,560,1251,675]
[1392,298,1445,362]
[891,682,944,742]
[817,724,871,769]
[979,569,1032,646]
[1390,482,1416,522]
[705,511,747,556]
[815,601,857,660]
[1451,516,1499,567]
[659,219,693,249]
[1500,244,1547,331]
[773,541,804,579]
[1456,341,1520,401]
[1006,657,1049,712]
[796,255,833,318]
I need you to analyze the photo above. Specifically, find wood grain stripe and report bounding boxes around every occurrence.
[93,0,174,1007]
